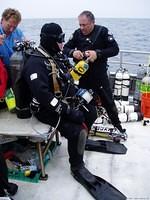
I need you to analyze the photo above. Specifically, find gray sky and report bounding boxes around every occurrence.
[0,0,150,19]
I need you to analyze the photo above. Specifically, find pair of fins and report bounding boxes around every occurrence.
[85,139,127,154]
[72,166,126,200]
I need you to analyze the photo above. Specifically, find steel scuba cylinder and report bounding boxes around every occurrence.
[114,68,130,101]
[122,69,130,101]
[118,113,128,123]
[118,112,143,123]
[114,68,123,100]
[115,100,139,114]
[133,64,146,103]
[10,51,24,89]
[128,112,143,122]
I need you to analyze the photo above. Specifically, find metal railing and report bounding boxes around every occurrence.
[108,50,150,95]
[108,49,150,71]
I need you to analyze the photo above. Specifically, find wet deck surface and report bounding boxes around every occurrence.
[10,121,150,200]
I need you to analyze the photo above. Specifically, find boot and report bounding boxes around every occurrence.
[0,187,14,200]
[2,178,18,196]
[6,182,18,196]
[0,187,6,197]
[115,125,127,141]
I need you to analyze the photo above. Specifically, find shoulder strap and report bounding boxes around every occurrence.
[37,47,62,98]
[92,25,103,45]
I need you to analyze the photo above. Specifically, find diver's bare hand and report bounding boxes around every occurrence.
[73,50,84,60]
[84,50,97,62]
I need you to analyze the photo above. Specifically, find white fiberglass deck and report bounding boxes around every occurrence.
[11,121,150,200]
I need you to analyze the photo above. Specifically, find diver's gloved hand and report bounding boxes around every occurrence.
[58,100,70,115]
[66,107,85,124]
[50,97,85,124]
[61,101,85,124]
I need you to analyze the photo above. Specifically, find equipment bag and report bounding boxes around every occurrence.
[0,59,8,98]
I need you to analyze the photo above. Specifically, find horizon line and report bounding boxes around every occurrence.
[22,17,150,20]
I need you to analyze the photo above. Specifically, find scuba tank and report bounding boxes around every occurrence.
[141,75,150,94]
[10,50,24,89]
[10,41,35,89]
[9,41,35,117]
[118,112,143,123]
[114,68,130,101]
[122,69,130,101]
[70,60,89,82]
[115,100,139,114]
[114,68,122,100]
[133,64,146,104]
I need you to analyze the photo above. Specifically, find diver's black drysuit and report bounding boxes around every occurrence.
[64,25,124,132]
[22,46,96,169]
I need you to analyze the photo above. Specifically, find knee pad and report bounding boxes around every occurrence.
[77,129,87,155]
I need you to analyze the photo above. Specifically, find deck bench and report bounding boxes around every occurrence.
[0,109,60,180]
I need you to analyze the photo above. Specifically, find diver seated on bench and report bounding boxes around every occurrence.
[17,22,126,200]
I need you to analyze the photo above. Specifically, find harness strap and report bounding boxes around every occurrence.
[37,47,62,98]
[92,26,103,45]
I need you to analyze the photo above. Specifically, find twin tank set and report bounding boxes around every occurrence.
[113,64,150,124]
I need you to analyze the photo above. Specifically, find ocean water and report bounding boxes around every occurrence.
[20,18,150,73]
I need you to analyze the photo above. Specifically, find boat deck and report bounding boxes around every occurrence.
[12,121,150,200]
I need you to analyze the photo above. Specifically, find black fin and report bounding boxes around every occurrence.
[85,139,127,154]
[72,166,126,200]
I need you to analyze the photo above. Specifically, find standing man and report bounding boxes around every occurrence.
[64,10,126,135]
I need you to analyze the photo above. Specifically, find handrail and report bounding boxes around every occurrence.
[120,50,150,55]
[108,50,150,69]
